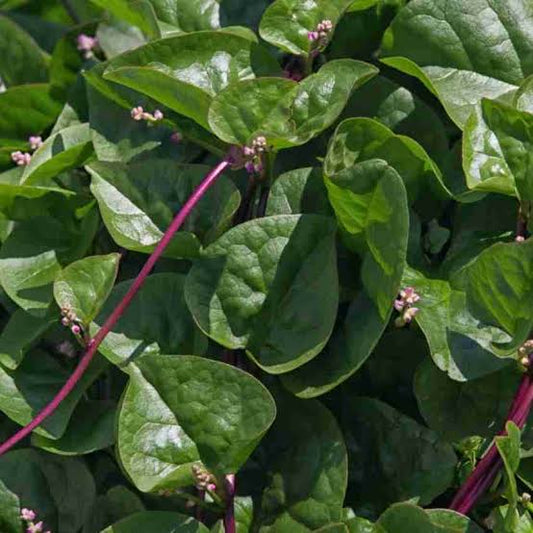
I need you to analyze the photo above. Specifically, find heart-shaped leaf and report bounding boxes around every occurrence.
[0,479,20,533]
[87,160,240,258]
[254,391,347,531]
[282,160,408,397]
[117,355,276,489]
[342,399,456,517]
[208,59,378,148]
[380,0,533,128]
[54,254,120,326]
[103,30,280,129]
[92,273,207,368]
[259,0,354,56]
[185,214,338,374]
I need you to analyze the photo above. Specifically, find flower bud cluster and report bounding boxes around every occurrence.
[77,34,98,59]
[243,135,267,175]
[20,508,50,533]
[519,339,533,368]
[131,106,164,123]
[10,135,44,166]
[308,19,333,48]
[60,307,84,338]
[192,464,217,492]
[394,287,420,327]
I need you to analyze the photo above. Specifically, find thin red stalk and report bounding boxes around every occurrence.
[223,474,236,533]
[450,375,533,514]
[0,159,231,457]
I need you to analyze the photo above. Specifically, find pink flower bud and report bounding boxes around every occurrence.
[29,136,43,150]
[153,109,164,121]
[403,307,419,323]
[207,483,217,492]
[245,161,255,174]
[308,31,319,42]
[516,235,525,242]
[61,317,70,327]
[243,146,254,157]
[27,522,43,533]
[131,106,145,121]
[77,34,97,52]
[21,509,36,521]
[71,324,81,335]
[393,299,405,312]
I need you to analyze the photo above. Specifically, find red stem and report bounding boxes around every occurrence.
[223,474,236,533]
[449,374,533,514]
[0,159,231,456]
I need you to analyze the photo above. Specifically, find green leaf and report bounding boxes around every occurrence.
[96,18,147,59]
[0,449,96,533]
[265,167,332,216]
[118,355,276,489]
[324,117,449,204]
[0,212,99,314]
[0,14,48,87]
[414,359,520,442]
[103,30,279,129]
[82,486,145,533]
[464,98,533,199]
[21,123,94,185]
[342,398,456,516]
[0,308,54,369]
[211,496,253,533]
[53,253,120,326]
[340,75,448,163]
[254,392,347,532]
[452,239,533,344]
[32,400,116,455]
[87,160,240,259]
[102,511,209,533]
[380,0,533,128]
[0,84,61,143]
[185,214,338,374]
[259,0,354,56]
[208,60,378,148]
[92,273,207,368]
[0,478,20,533]
[403,266,510,381]
[282,160,408,397]
[0,349,108,439]
[374,503,483,533]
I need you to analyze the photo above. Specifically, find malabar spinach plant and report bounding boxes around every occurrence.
[1,0,533,532]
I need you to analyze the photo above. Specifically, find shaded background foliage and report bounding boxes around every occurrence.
[0,0,533,532]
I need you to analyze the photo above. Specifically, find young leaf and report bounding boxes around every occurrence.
[101,511,209,533]
[463,98,533,199]
[21,123,94,185]
[103,31,280,129]
[259,0,354,56]
[0,449,96,533]
[117,355,276,489]
[92,273,207,368]
[282,161,408,397]
[87,161,240,258]
[380,0,533,128]
[208,59,378,148]
[403,266,510,381]
[254,392,347,531]
[342,399,456,516]
[185,214,338,374]
[54,254,120,326]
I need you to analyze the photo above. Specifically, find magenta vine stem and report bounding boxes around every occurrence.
[223,474,236,533]
[0,158,231,457]
[450,374,533,514]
